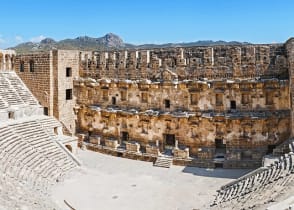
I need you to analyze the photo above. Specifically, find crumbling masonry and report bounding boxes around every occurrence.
[14,38,294,168]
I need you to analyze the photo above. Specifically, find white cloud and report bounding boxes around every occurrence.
[30,35,46,43]
[15,35,23,43]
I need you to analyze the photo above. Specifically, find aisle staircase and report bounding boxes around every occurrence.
[273,138,294,156]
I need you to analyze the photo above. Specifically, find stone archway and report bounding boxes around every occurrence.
[5,54,10,70]
[11,55,15,70]
[0,53,3,70]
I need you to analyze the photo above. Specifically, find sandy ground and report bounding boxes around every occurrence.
[51,150,251,210]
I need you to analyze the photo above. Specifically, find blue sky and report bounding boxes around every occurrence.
[0,0,293,48]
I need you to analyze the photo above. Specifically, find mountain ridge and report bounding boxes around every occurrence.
[10,33,252,53]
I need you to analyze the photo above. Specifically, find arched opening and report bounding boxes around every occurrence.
[29,60,35,72]
[65,144,72,152]
[5,54,10,70]
[20,60,25,72]
[0,53,3,70]
[11,55,15,70]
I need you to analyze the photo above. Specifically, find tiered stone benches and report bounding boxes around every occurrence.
[0,117,78,209]
[0,70,78,209]
[212,150,294,208]
[0,72,39,107]
[37,116,63,135]
[4,72,38,105]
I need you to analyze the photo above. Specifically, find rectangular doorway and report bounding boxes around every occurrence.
[165,134,175,146]
[267,144,276,154]
[230,100,236,109]
[112,97,116,105]
[121,131,129,143]
[215,138,226,154]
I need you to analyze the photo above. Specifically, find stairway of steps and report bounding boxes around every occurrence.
[153,156,173,168]
[273,138,294,156]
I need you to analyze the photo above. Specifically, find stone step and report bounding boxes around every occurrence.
[153,157,172,168]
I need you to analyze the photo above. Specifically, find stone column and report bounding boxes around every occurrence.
[175,140,178,148]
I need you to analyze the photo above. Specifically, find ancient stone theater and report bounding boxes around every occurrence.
[0,38,292,209]
[12,38,294,170]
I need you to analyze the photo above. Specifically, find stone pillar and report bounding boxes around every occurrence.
[175,140,178,148]
[232,47,242,78]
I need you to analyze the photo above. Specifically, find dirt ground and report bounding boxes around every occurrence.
[51,149,251,210]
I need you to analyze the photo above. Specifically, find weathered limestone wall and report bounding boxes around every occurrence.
[75,79,291,159]
[80,45,287,80]
[77,105,290,158]
[75,42,293,167]
[15,50,79,135]
[53,50,79,134]
[74,79,289,112]
[15,52,53,115]
[12,40,294,167]
[285,38,294,136]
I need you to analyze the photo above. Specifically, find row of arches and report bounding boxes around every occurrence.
[0,50,16,71]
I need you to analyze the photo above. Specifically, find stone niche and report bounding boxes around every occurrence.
[125,141,141,153]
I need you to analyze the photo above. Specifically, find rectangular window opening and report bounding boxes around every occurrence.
[66,89,73,100]
[44,107,49,116]
[164,99,170,108]
[29,60,34,72]
[230,100,236,109]
[20,61,24,72]
[112,97,116,105]
[66,67,72,77]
